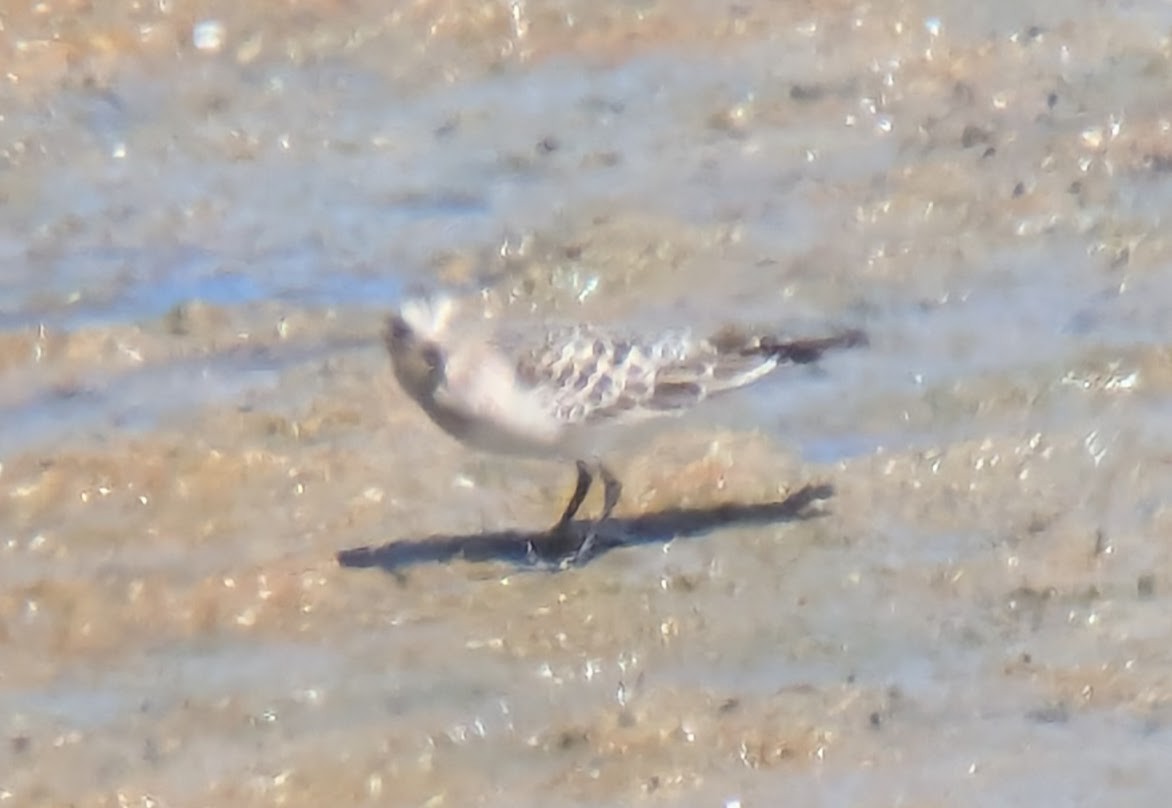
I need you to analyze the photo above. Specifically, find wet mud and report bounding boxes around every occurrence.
[3,0,1172,805]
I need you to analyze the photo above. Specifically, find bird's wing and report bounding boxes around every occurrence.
[510,324,772,424]
[511,322,867,425]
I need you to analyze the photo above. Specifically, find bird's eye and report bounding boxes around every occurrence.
[421,344,443,371]
[388,316,411,342]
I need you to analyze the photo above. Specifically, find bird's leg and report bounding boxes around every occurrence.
[556,460,593,529]
[598,464,622,522]
[534,461,594,567]
[571,463,623,564]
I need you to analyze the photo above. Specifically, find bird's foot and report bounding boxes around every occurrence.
[560,527,598,569]
[526,519,599,568]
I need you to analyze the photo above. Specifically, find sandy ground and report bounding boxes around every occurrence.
[3,0,1172,805]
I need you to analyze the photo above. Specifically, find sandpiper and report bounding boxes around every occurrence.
[384,293,866,562]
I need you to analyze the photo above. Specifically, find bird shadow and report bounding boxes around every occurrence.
[336,482,834,575]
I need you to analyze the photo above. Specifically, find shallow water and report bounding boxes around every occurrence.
[3,0,1172,805]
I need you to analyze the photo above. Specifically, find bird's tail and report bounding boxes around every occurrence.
[757,328,869,364]
[710,326,868,365]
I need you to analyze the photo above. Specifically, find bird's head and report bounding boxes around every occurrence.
[384,293,456,397]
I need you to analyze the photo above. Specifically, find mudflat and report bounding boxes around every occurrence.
[2,0,1171,805]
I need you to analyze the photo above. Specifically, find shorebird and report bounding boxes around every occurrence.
[384,293,866,563]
